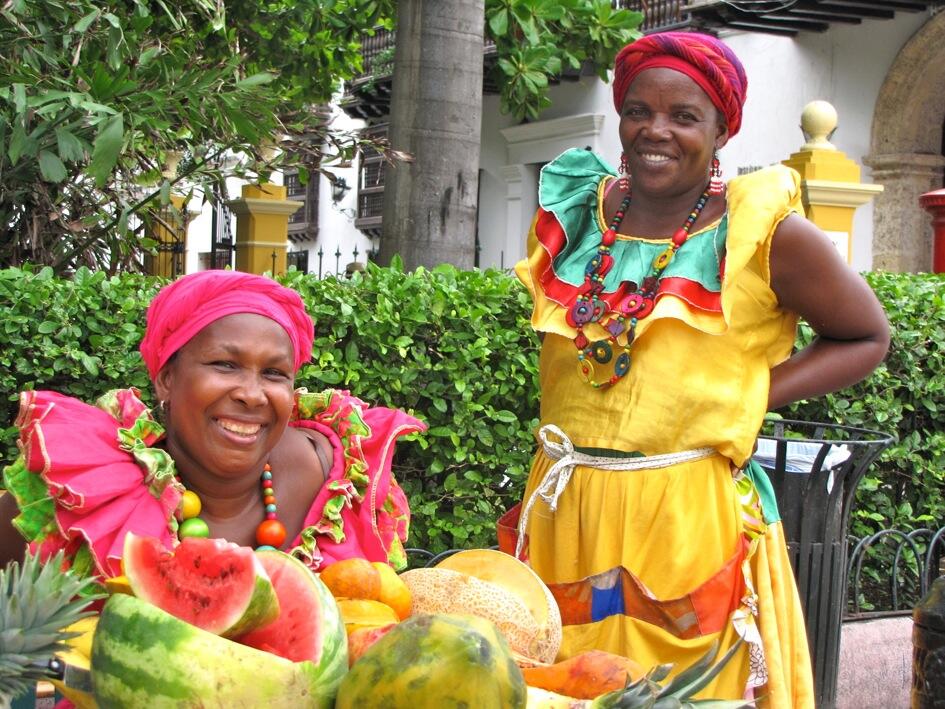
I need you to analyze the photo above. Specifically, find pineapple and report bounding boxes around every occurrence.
[0,551,102,702]
[527,641,754,708]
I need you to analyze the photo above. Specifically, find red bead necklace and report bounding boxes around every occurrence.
[567,182,712,389]
[178,463,288,549]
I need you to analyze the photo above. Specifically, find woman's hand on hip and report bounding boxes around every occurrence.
[767,213,890,410]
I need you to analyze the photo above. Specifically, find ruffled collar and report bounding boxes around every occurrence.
[534,148,726,335]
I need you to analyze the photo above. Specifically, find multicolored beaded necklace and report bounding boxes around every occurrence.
[567,181,712,389]
[178,463,288,549]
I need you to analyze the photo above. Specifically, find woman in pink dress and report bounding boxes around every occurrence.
[0,270,425,579]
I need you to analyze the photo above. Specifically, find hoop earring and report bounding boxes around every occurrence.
[618,152,631,192]
[708,151,725,196]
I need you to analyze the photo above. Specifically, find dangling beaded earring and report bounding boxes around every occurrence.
[708,151,725,196]
[618,152,631,192]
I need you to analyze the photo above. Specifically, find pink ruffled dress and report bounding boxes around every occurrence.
[3,387,425,580]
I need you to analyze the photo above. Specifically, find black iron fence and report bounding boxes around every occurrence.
[847,525,945,618]
[291,244,375,279]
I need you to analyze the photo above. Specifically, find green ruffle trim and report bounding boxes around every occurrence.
[3,457,56,544]
[288,389,375,565]
[539,148,726,294]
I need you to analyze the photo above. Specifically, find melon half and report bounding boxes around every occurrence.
[401,549,562,663]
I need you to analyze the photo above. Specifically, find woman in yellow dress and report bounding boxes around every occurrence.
[501,32,889,706]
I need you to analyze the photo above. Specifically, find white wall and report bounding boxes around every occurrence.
[720,11,929,270]
[181,104,374,277]
[306,105,374,278]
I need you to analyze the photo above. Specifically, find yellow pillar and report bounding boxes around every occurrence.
[226,184,301,276]
[781,101,883,264]
[143,194,189,278]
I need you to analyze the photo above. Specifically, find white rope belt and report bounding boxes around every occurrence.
[515,424,715,559]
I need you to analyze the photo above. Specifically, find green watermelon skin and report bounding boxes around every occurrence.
[91,593,338,708]
[238,550,348,681]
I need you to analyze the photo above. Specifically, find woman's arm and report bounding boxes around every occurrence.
[0,491,26,568]
[767,213,890,411]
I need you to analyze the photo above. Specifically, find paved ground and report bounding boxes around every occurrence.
[836,616,912,709]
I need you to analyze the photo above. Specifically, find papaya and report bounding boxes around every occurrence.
[335,613,526,709]
[522,650,645,699]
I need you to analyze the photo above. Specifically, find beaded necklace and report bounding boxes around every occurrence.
[567,182,711,389]
[178,463,288,549]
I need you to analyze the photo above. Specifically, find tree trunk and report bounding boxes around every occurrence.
[378,0,484,270]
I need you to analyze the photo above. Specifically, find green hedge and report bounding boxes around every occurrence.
[784,271,945,539]
[0,265,942,551]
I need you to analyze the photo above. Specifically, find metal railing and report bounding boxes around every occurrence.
[617,0,690,32]
[847,525,945,618]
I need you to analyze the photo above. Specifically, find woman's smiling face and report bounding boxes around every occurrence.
[619,66,728,200]
[154,313,296,482]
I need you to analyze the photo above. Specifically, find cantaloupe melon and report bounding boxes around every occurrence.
[436,549,562,663]
[401,561,561,663]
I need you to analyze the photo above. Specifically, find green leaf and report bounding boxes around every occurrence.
[79,353,100,376]
[138,46,162,66]
[37,321,59,334]
[38,151,68,183]
[8,121,33,164]
[74,10,99,33]
[55,128,85,163]
[88,113,124,188]
[12,83,26,113]
[236,72,276,89]
[488,8,509,37]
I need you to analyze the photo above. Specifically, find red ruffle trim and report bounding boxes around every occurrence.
[534,207,724,315]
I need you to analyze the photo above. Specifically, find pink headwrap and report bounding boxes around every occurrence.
[612,31,748,137]
[139,270,314,379]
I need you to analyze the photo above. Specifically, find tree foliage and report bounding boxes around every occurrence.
[0,0,392,274]
[486,0,643,119]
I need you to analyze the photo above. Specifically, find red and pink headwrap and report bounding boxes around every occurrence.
[139,270,315,379]
[612,31,748,137]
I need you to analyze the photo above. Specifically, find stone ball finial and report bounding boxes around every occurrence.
[800,100,838,151]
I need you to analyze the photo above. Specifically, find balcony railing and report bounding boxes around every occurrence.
[351,1,689,87]
[618,1,690,32]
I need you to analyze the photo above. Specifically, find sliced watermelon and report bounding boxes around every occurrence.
[122,533,279,638]
[236,549,348,681]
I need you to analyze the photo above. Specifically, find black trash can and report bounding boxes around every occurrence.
[755,419,895,709]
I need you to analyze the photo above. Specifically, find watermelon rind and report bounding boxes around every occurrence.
[238,550,348,692]
[91,593,331,709]
[122,533,279,639]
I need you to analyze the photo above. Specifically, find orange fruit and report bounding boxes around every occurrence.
[335,598,400,635]
[104,575,134,595]
[320,558,381,601]
[371,561,412,619]
[346,622,397,667]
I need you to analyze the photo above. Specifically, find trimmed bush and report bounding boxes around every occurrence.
[785,272,945,539]
[0,265,942,552]
[0,263,541,552]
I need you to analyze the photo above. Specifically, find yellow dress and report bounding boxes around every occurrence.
[510,149,815,707]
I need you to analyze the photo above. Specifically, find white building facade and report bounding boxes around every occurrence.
[182,4,945,277]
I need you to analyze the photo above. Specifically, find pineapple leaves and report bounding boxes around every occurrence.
[0,550,104,701]
[659,640,744,699]
[594,639,755,709]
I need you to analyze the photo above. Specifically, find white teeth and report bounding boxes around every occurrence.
[218,419,261,436]
[641,153,671,162]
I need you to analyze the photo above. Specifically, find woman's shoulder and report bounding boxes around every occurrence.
[727,164,801,213]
